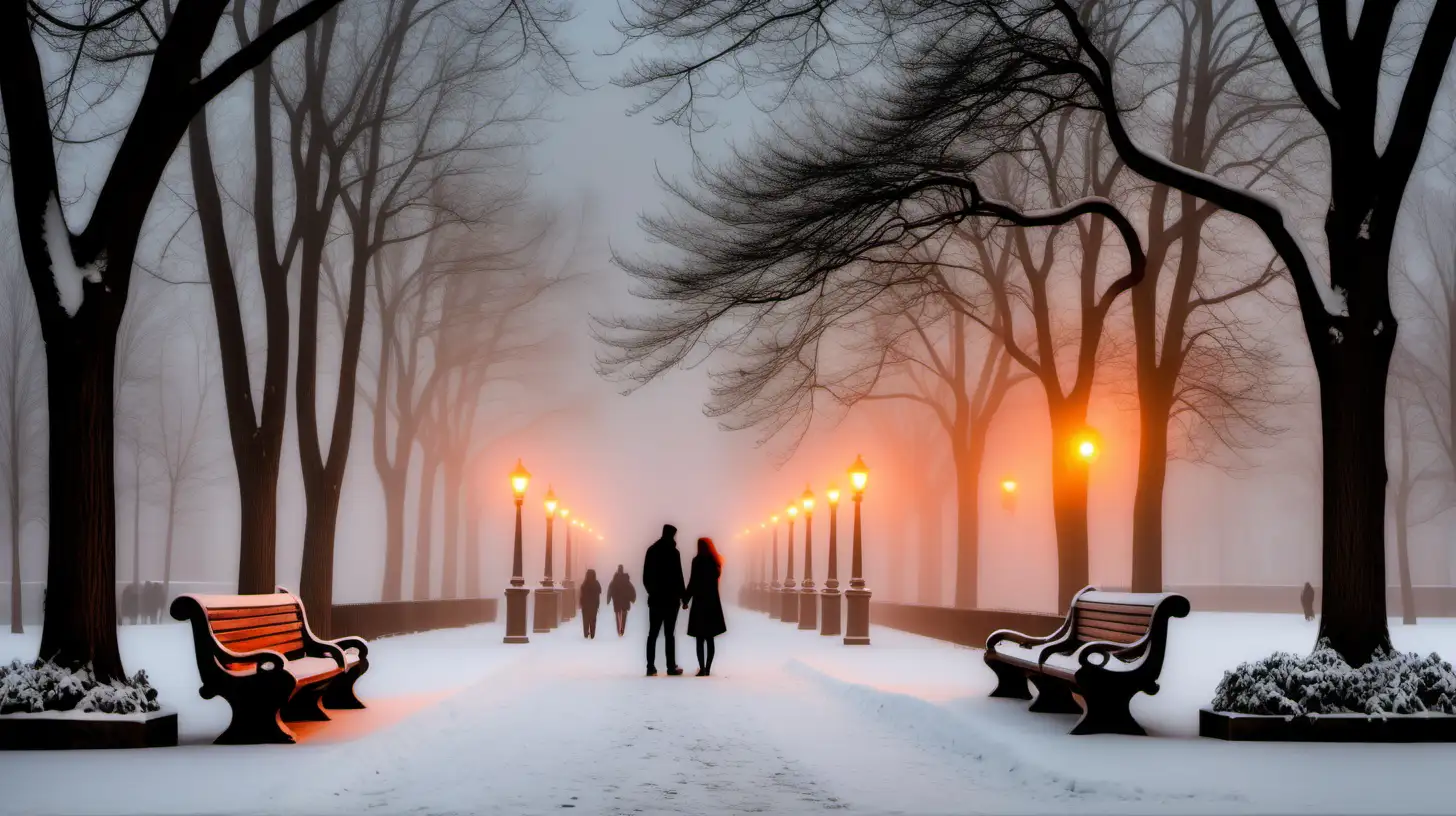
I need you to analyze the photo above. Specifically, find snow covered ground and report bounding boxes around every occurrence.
[0,610,1453,815]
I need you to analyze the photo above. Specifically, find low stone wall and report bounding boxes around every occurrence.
[870,602,1062,648]
[327,598,499,640]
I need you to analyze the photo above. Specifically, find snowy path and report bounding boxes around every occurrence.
[3,610,1456,815]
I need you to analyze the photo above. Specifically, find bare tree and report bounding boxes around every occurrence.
[0,261,45,634]
[289,0,567,634]
[145,322,215,605]
[186,0,313,595]
[612,0,1456,664]
[4,0,352,680]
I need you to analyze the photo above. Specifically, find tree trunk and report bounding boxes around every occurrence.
[952,443,983,609]
[414,455,439,601]
[1130,391,1171,593]
[190,96,288,598]
[162,484,178,605]
[131,453,141,623]
[234,456,282,595]
[1394,480,1416,625]
[465,489,481,598]
[8,453,20,635]
[298,479,342,639]
[917,483,943,606]
[442,456,462,600]
[1049,414,1091,612]
[380,470,407,601]
[37,329,124,681]
[1312,244,1396,664]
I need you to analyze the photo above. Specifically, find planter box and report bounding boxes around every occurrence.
[0,709,178,750]
[1200,708,1456,743]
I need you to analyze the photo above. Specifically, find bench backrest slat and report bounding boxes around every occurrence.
[1074,599,1157,646]
[193,596,309,670]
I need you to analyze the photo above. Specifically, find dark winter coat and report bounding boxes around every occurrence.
[684,554,727,639]
[579,575,603,611]
[642,535,686,608]
[607,572,636,609]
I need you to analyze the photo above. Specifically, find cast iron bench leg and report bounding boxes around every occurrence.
[281,682,331,722]
[322,659,369,710]
[1027,674,1082,714]
[1070,683,1145,736]
[986,656,1033,700]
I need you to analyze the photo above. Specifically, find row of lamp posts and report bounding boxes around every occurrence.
[740,454,871,645]
[504,459,605,645]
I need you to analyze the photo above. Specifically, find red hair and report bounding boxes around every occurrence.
[697,537,723,567]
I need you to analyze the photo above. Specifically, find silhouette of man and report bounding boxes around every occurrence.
[1301,582,1315,621]
[643,524,686,676]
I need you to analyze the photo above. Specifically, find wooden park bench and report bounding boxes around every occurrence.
[984,587,1189,735]
[170,587,371,745]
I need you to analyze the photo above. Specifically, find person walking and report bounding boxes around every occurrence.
[579,569,603,639]
[607,565,636,636]
[683,537,727,676]
[1301,581,1316,621]
[643,524,686,676]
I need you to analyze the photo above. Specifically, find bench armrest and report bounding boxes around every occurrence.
[332,636,369,659]
[1071,638,1145,670]
[218,648,288,674]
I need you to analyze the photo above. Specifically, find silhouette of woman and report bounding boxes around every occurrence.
[579,569,603,638]
[607,565,637,637]
[683,537,727,676]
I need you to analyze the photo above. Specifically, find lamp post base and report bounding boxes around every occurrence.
[533,584,559,633]
[797,583,817,630]
[504,586,531,644]
[768,583,783,619]
[844,585,871,645]
[819,588,842,636]
[779,583,799,623]
[560,580,577,623]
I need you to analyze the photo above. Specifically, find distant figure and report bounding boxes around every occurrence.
[642,524,686,676]
[120,583,140,625]
[143,581,166,624]
[1301,582,1315,621]
[683,537,727,677]
[579,569,603,639]
[607,566,636,637]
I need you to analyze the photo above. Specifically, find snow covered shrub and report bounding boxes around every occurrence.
[0,659,160,715]
[1211,640,1456,716]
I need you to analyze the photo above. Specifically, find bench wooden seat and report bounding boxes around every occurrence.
[984,587,1189,735]
[170,587,370,745]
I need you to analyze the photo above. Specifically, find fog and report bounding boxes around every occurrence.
[3,0,1455,635]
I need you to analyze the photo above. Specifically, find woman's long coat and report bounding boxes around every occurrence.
[684,555,727,638]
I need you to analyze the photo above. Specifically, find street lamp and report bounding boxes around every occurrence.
[1071,428,1101,464]
[769,514,782,619]
[821,485,842,636]
[534,486,559,633]
[781,505,800,622]
[504,459,531,644]
[560,507,576,625]
[1001,478,1018,512]
[845,455,872,645]
[798,485,817,630]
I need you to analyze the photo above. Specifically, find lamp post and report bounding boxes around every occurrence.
[769,515,781,619]
[844,455,872,646]
[560,509,576,624]
[758,522,768,610]
[504,460,532,644]
[533,487,559,633]
[820,485,842,636]
[798,486,817,630]
[781,505,799,623]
